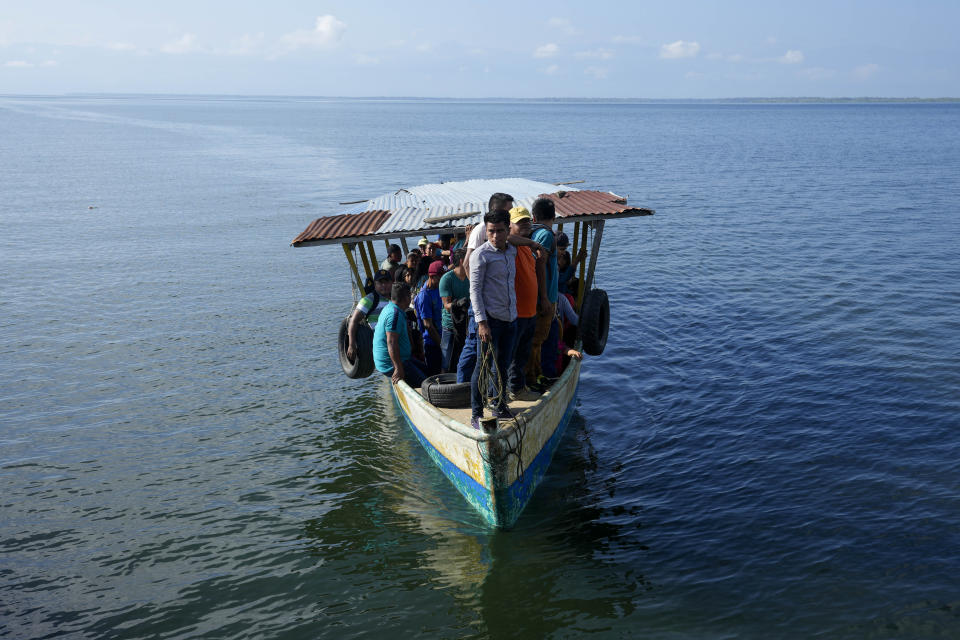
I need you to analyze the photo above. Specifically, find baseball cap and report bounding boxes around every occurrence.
[428,260,445,276]
[373,268,392,281]
[509,206,531,223]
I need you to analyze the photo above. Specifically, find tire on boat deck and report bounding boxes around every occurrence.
[338,316,375,379]
[421,373,471,408]
[580,288,609,356]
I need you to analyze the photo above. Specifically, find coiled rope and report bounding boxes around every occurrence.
[475,339,527,484]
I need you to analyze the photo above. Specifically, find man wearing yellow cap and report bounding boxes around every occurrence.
[506,205,544,398]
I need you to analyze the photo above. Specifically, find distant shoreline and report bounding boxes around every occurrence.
[2,94,959,104]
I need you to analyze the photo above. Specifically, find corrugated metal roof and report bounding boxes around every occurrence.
[291,210,390,245]
[544,190,644,218]
[291,178,652,246]
[377,204,484,235]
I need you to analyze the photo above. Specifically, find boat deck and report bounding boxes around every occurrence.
[415,388,547,426]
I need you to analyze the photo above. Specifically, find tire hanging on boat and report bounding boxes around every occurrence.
[579,288,609,356]
[338,315,375,379]
[421,373,471,408]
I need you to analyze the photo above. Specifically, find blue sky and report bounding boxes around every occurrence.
[2,1,958,97]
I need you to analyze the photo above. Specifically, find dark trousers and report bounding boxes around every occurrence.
[456,314,478,383]
[540,317,560,378]
[382,358,427,388]
[507,315,537,393]
[470,317,517,417]
[440,329,463,374]
[424,342,442,376]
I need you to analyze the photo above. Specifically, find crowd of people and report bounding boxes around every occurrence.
[347,192,584,430]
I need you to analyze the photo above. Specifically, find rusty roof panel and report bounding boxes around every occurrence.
[540,190,652,218]
[291,210,390,245]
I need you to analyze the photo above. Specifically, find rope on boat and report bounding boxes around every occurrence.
[475,339,528,485]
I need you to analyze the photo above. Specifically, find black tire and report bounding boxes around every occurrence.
[338,315,375,379]
[580,288,609,356]
[421,373,471,408]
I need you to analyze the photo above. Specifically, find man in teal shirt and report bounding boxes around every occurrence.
[373,283,427,387]
[528,197,560,384]
[438,248,470,372]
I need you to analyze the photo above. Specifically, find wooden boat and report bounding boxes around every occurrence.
[292,178,653,527]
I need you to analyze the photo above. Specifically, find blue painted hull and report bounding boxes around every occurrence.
[390,361,580,528]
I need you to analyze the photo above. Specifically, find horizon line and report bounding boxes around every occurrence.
[1,93,959,103]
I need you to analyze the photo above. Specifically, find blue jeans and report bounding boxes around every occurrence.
[471,317,517,417]
[381,358,427,388]
[507,315,536,393]
[456,314,478,383]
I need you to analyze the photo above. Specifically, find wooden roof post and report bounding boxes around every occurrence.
[342,243,365,294]
[357,242,373,281]
[401,237,410,254]
[583,219,605,295]
[366,241,378,269]
[575,222,588,308]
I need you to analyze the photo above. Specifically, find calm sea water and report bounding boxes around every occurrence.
[2,97,959,639]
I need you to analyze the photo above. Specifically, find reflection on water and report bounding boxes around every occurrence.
[299,392,652,636]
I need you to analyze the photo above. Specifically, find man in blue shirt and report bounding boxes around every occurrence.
[469,208,517,429]
[414,260,445,375]
[373,283,427,388]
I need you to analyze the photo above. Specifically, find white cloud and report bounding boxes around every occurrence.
[4,60,32,67]
[161,33,201,54]
[766,36,778,45]
[660,40,700,59]
[853,63,880,80]
[40,60,57,67]
[545,64,560,75]
[356,54,379,65]
[415,42,432,53]
[106,42,136,52]
[612,34,645,45]
[548,17,577,35]
[275,15,346,56]
[534,43,559,58]
[780,49,804,64]
[584,66,608,79]
[799,67,836,80]
[575,48,614,60]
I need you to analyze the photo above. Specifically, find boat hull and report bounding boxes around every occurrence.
[391,358,581,528]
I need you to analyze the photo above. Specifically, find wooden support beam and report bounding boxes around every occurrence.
[576,222,590,308]
[583,220,605,299]
[357,242,373,281]
[342,243,365,294]
[571,221,581,268]
[401,237,410,254]
[384,239,391,254]
[366,241,378,268]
